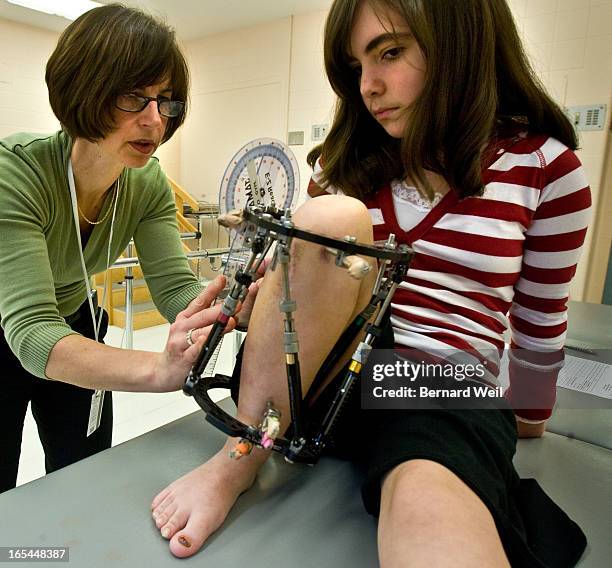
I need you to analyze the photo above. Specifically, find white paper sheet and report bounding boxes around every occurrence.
[557,354,612,399]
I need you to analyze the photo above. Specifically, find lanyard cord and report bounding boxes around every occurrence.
[67,160,121,341]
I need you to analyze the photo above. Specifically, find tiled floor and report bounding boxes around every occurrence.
[16,323,239,487]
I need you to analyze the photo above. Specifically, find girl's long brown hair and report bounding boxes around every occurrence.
[308,0,577,200]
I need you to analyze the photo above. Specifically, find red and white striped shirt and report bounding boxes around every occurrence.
[309,132,592,420]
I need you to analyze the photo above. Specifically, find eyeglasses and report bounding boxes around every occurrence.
[115,94,185,118]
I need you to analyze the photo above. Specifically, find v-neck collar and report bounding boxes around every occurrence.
[370,128,534,245]
[377,184,459,245]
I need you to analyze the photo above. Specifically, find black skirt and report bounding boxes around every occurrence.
[231,319,586,568]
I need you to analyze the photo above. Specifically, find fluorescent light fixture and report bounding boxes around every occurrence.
[7,0,103,21]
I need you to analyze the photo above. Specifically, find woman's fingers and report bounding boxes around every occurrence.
[256,258,271,277]
[183,318,237,357]
[183,302,224,331]
[184,332,208,361]
[177,275,226,320]
[242,280,260,307]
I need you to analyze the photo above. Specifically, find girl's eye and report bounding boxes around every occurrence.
[382,47,404,60]
[350,64,362,77]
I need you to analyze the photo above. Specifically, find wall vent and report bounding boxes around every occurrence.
[564,104,607,131]
[288,131,304,146]
[311,123,329,142]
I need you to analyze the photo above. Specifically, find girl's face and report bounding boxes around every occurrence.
[349,1,426,139]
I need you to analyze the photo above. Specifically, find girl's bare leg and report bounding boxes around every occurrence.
[378,460,511,567]
[151,195,376,557]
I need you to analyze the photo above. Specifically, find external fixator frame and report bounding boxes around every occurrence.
[183,206,413,464]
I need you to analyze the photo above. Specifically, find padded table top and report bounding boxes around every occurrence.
[1,300,609,566]
[1,399,610,568]
[542,301,612,450]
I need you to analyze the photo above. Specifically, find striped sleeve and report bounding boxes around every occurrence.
[307,156,346,198]
[506,139,592,421]
[307,157,329,198]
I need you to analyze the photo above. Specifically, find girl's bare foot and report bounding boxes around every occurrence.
[151,444,264,558]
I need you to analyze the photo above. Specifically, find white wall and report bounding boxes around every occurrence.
[179,18,292,203]
[286,10,336,206]
[179,1,611,300]
[1,0,610,299]
[0,18,59,137]
[508,0,612,299]
[177,11,333,207]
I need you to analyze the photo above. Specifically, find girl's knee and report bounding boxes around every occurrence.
[381,459,476,512]
[294,195,372,240]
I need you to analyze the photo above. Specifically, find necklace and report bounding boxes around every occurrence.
[78,179,119,225]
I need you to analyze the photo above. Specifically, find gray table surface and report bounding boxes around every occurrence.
[546,302,612,449]
[0,301,610,567]
[566,301,612,350]
[1,401,611,568]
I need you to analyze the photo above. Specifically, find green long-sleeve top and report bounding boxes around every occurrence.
[0,130,203,378]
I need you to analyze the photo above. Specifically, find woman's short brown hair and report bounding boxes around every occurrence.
[45,3,189,143]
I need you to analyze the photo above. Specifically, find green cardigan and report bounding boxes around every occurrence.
[0,131,202,378]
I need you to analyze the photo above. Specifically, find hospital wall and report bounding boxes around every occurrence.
[0,18,59,137]
[1,0,611,301]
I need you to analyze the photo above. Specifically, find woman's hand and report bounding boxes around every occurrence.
[151,275,235,392]
[235,258,270,330]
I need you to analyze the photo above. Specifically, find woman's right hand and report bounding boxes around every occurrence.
[151,275,234,392]
[235,258,270,330]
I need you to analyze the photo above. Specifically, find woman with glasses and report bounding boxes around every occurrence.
[0,4,234,493]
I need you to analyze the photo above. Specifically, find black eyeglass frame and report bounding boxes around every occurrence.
[115,94,185,118]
